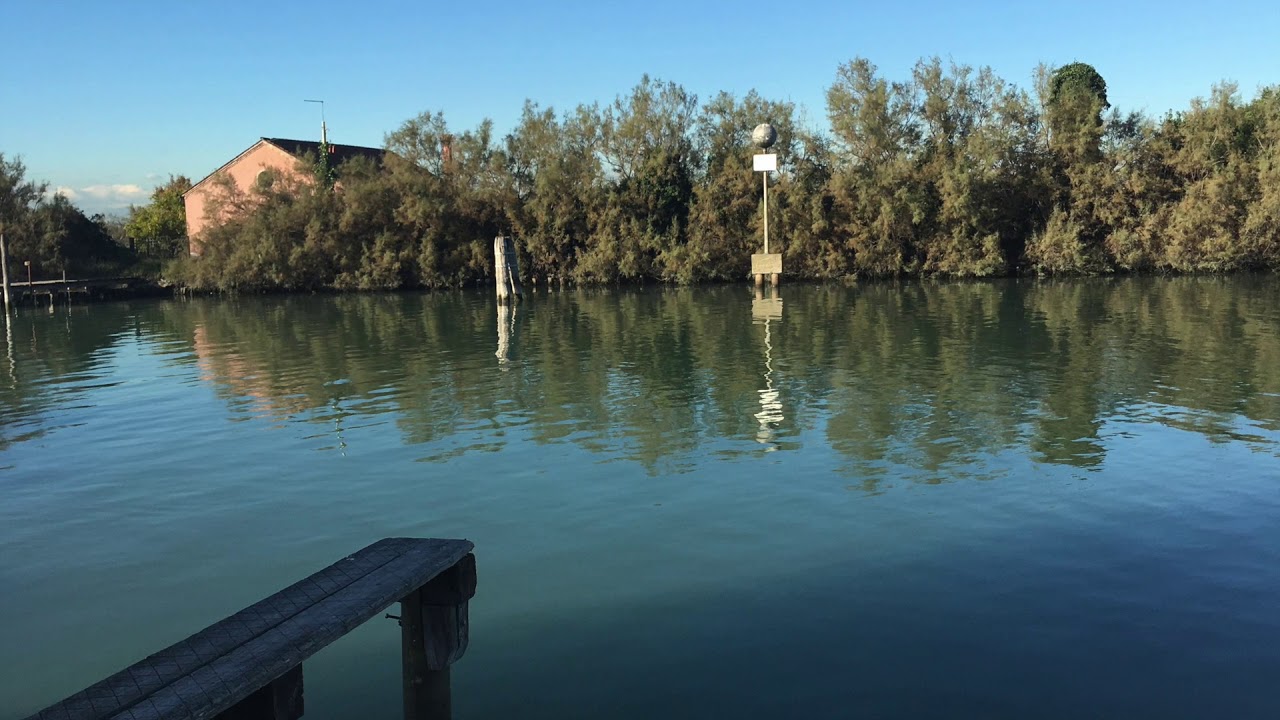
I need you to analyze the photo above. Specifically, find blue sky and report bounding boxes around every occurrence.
[2,0,1276,214]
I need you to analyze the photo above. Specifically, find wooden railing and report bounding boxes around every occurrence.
[25,538,477,720]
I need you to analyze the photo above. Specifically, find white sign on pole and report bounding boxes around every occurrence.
[753,153,777,172]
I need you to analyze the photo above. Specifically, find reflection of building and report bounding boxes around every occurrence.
[183,138,384,256]
[192,325,314,420]
[753,293,784,447]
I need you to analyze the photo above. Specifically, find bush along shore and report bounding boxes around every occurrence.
[160,58,1280,292]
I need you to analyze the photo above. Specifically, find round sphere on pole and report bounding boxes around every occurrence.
[752,123,777,149]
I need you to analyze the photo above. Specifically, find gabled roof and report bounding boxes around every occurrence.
[184,138,386,196]
[262,138,385,166]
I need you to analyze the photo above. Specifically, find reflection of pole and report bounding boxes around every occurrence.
[496,301,514,368]
[755,315,784,447]
[762,171,769,255]
[4,307,14,388]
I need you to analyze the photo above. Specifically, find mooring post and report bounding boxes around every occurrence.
[493,235,523,304]
[494,236,509,304]
[0,233,10,312]
[401,553,477,720]
[503,236,523,301]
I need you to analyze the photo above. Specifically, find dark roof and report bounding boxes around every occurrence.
[263,138,386,165]
[185,138,386,196]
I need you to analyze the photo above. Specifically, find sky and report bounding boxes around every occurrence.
[2,0,1277,214]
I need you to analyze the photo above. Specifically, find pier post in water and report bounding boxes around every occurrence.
[401,553,477,720]
[1,233,10,312]
[494,235,523,304]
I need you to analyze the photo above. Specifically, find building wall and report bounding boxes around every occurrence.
[183,141,304,256]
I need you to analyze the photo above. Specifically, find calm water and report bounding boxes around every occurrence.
[2,278,1279,719]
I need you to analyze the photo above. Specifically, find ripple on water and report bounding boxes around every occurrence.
[4,282,1280,719]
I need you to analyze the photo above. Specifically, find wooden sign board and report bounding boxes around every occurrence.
[751,253,783,275]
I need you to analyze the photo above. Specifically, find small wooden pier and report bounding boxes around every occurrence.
[9,277,150,306]
[25,537,477,720]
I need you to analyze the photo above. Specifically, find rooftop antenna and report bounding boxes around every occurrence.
[304,99,327,145]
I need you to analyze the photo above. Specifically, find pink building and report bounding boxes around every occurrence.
[182,138,384,256]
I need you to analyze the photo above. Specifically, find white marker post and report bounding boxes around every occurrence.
[750,123,782,287]
[753,152,777,254]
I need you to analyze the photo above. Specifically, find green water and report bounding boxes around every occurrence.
[2,278,1279,719]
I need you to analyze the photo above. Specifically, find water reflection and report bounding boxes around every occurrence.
[495,302,516,369]
[1,278,1279,478]
[752,288,784,448]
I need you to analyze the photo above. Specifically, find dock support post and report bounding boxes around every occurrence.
[401,553,477,720]
[1,233,10,313]
[214,664,304,720]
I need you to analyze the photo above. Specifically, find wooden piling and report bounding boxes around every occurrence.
[494,235,523,304]
[401,553,476,720]
[214,664,304,720]
[1,233,10,312]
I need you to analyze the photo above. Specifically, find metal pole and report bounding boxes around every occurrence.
[762,171,769,255]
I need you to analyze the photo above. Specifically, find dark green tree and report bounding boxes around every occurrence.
[125,175,193,241]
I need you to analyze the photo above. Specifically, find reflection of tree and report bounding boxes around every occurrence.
[0,305,137,451]
[1026,281,1108,467]
[46,278,1279,481]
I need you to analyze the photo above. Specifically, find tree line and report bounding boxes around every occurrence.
[0,155,138,280]
[129,59,1280,288]
[0,154,195,282]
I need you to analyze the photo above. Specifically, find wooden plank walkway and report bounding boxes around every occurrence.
[27,537,475,720]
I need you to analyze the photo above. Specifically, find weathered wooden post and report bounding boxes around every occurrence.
[1,233,11,312]
[493,235,523,304]
[401,553,476,720]
[215,664,304,720]
[750,124,783,287]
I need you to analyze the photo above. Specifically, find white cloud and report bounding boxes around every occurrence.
[80,184,147,202]
[64,184,150,213]
[42,183,152,213]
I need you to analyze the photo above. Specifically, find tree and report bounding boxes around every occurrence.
[125,175,192,241]
[0,153,45,239]
[1046,62,1109,160]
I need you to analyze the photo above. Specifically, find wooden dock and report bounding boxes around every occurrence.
[10,277,151,306]
[25,537,477,720]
